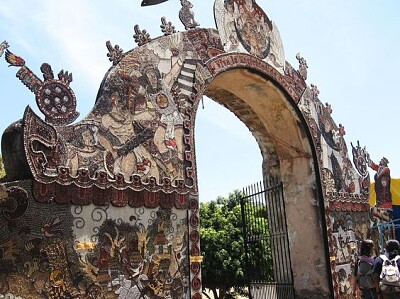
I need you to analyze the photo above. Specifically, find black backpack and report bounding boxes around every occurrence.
[356,259,374,290]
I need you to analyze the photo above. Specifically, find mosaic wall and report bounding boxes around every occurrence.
[0,181,190,298]
[298,64,372,298]
[21,34,203,196]
[298,83,370,196]
[214,0,285,74]
[0,1,212,297]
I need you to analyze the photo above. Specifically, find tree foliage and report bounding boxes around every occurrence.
[200,190,247,299]
[0,155,5,179]
[200,189,273,299]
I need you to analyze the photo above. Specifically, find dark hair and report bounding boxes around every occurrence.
[360,239,374,257]
[385,239,400,257]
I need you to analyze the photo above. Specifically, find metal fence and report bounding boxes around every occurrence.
[240,177,294,299]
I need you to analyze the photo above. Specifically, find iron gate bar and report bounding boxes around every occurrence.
[240,177,294,299]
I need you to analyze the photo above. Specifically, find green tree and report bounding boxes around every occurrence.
[200,189,273,299]
[200,190,246,299]
[0,155,5,179]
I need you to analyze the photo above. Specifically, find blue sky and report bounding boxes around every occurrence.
[0,1,399,202]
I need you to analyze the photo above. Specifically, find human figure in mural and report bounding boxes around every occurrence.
[368,156,392,209]
[335,228,353,264]
[232,0,272,58]
[355,216,370,241]
[223,0,240,51]
[141,66,183,150]
[81,40,191,182]
[94,49,185,180]
[65,124,106,175]
[135,50,185,179]
[338,267,352,298]
[99,89,154,177]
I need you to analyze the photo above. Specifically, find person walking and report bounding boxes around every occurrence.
[373,239,400,298]
[354,239,377,298]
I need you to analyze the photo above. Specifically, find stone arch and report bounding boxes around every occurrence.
[201,53,330,297]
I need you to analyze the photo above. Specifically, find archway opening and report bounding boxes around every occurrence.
[195,66,330,297]
[195,96,263,203]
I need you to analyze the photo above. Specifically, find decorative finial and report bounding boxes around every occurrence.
[324,102,332,115]
[40,63,54,80]
[4,49,25,67]
[36,63,79,125]
[160,17,176,36]
[338,124,346,136]
[296,52,308,81]
[133,25,152,46]
[2,47,78,125]
[58,70,73,85]
[179,0,199,30]
[311,84,319,98]
[106,41,124,65]
[5,49,41,93]
[0,40,9,57]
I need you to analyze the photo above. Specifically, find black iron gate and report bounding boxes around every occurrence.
[240,177,294,299]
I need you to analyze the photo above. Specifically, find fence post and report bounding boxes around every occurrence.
[240,188,253,299]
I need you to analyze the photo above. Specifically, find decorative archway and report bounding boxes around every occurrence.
[0,1,370,298]
[204,57,330,297]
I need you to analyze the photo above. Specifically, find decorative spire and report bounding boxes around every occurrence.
[0,40,9,57]
[40,63,54,80]
[4,49,25,67]
[160,17,176,36]
[4,49,42,93]
[58,70,73,85]
[296,53,308,81]
[311,84,319,98]
[4,52,79,125]
[106,41,124,65]
[179,0,199,30]
[324,102,332,115]
[133,25,152,46]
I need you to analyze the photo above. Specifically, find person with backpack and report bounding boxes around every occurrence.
[373,239,400,298]
[354,239,377,298]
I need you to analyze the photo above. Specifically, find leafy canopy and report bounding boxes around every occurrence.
[200,189,273,299]
[0,155,5,178]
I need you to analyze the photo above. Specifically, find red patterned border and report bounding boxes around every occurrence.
[206,52,304,104]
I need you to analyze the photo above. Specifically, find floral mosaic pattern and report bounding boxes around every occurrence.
[0,184,189,298]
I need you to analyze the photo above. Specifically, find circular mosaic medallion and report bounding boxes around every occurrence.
[36,79,79,125]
